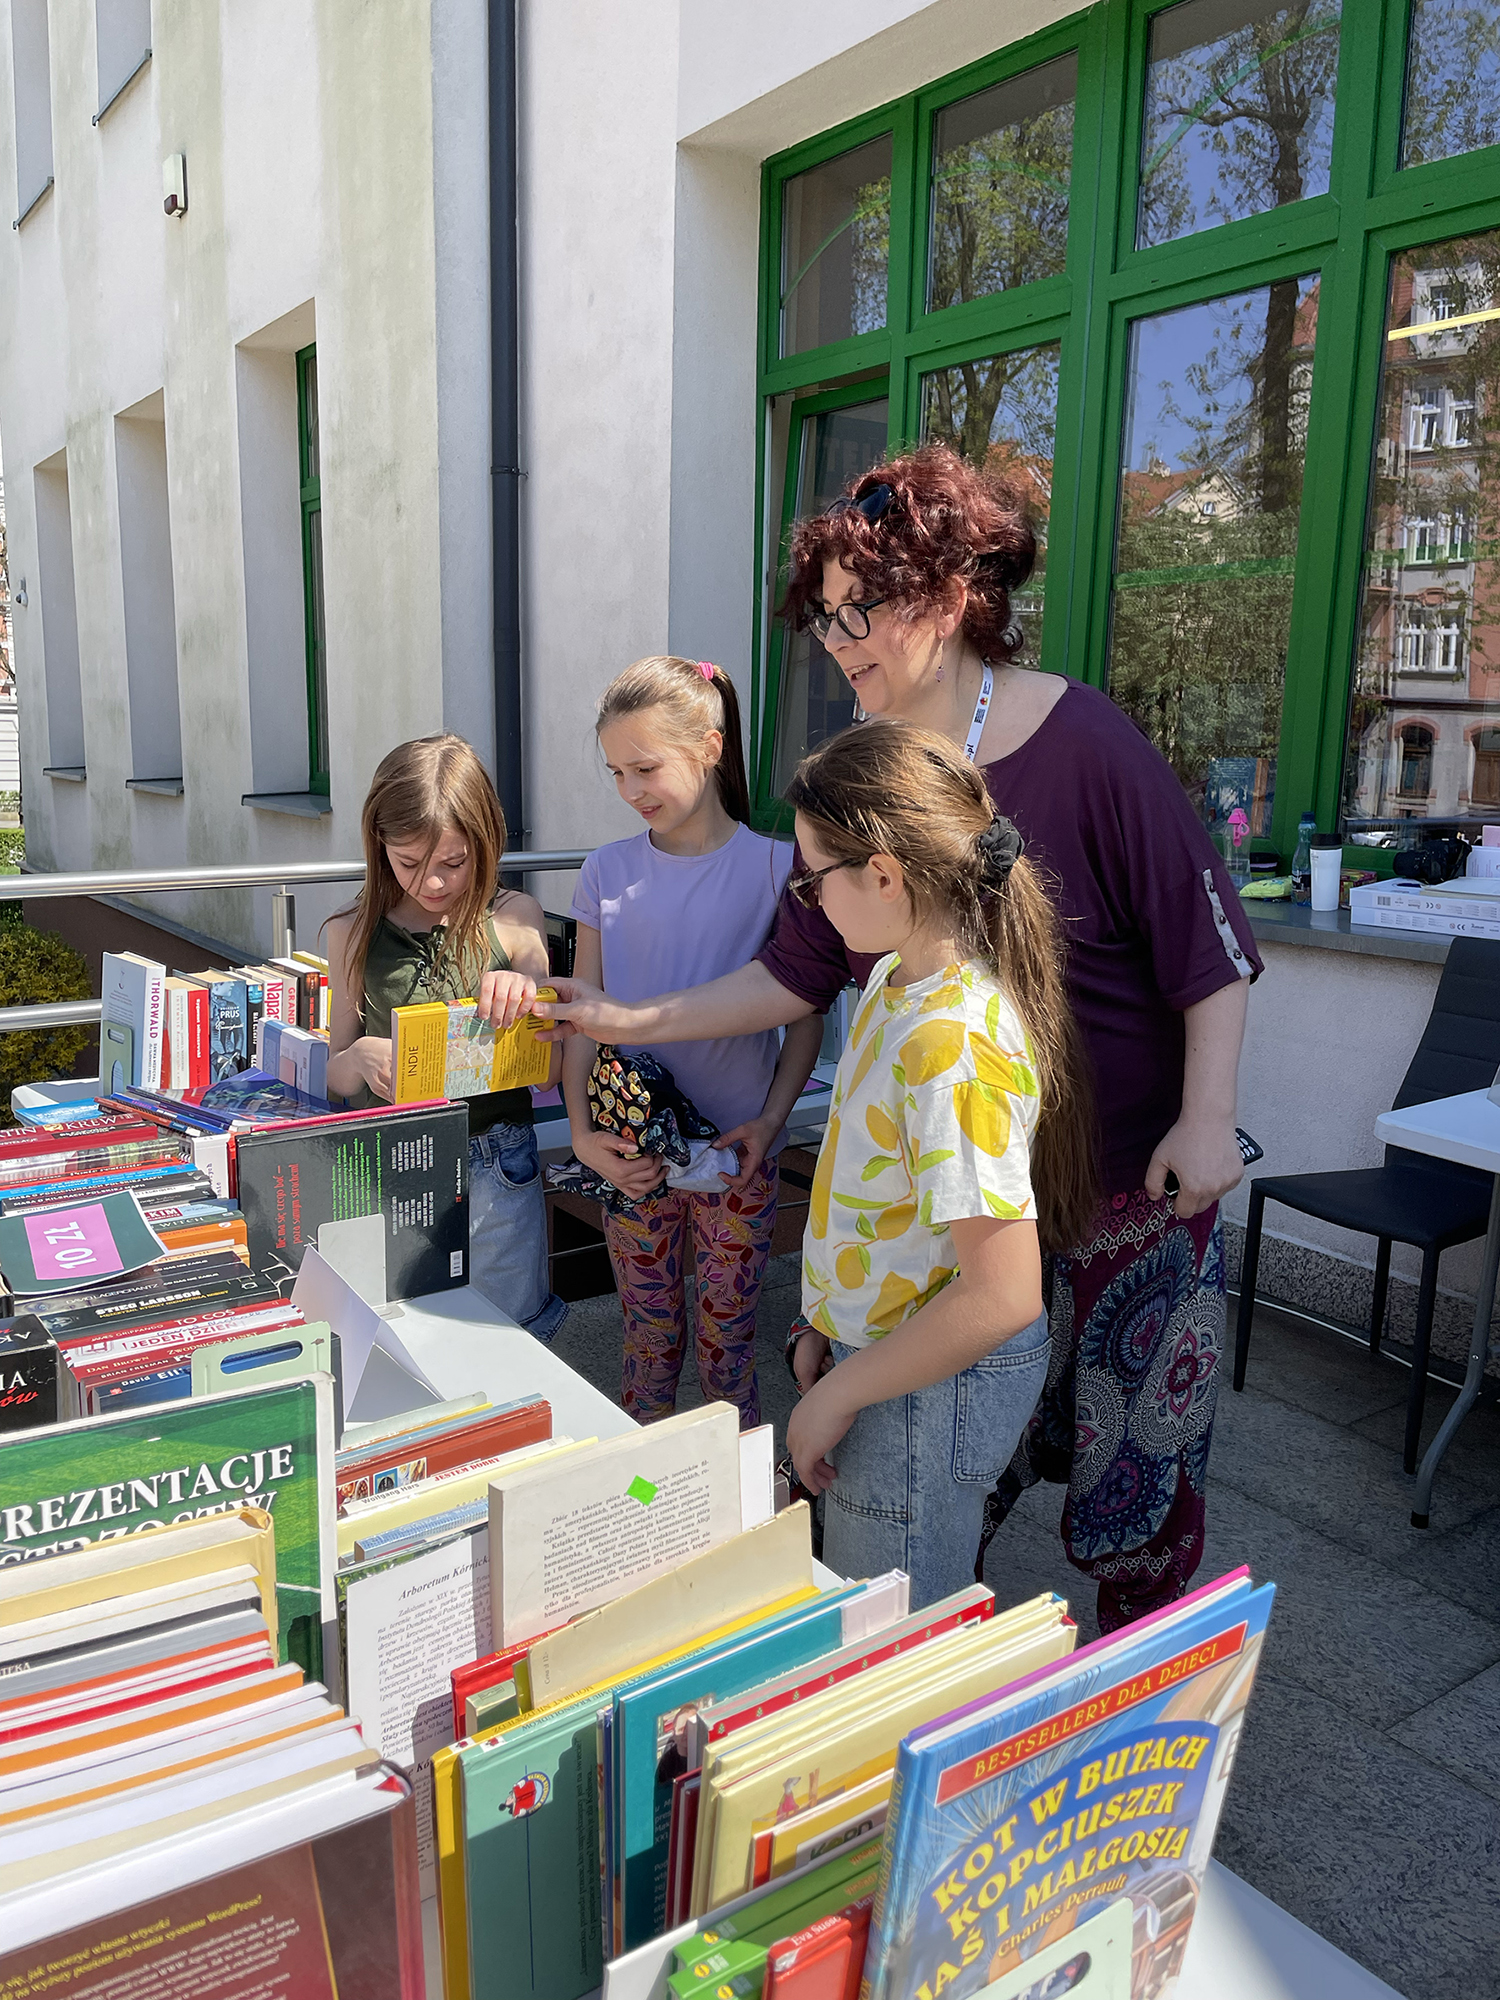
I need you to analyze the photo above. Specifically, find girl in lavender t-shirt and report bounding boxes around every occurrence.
[565,656,824,1427]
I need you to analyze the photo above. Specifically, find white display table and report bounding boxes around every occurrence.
[1374,1088,1500,1526]
[388,1284,1405,2000]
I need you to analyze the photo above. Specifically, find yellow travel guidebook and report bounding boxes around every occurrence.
[391,992,557,1102]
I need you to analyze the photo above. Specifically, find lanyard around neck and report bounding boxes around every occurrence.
[964,662,995,764]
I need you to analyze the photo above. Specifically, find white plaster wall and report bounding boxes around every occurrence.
[0,0,487,957]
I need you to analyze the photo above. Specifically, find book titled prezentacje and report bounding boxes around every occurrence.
[391,993,556,1103]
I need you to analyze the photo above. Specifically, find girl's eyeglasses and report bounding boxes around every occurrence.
[788,858,860,909]
[808,597,886,644]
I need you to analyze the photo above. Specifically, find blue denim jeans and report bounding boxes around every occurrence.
[468,1125,568,1342]
[821,1310,1051,1611]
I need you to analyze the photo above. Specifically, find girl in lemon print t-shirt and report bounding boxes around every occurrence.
[786,718,1097,1610]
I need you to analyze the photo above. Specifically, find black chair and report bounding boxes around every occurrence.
[1233,936,1500,1472]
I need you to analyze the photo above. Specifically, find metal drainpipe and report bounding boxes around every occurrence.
[490,0,523,852]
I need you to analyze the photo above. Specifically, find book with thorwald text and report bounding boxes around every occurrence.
[391,993,556,1103]
[861,1568,1274,2000]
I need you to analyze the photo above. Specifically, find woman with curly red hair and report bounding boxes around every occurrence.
[538,442,1260,1635]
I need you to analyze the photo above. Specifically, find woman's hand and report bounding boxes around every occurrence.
[573,1125,667,1199]
[531,978,641,1044]
[786,1368,853,1494]
[350,1036,394,1103]
[790,1325,832,1395]
[1145,1113,1244,1219]
[475,967,537,1033]
[715,1114,778,1191]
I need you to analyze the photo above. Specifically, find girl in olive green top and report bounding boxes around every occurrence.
[326,734,567,1340]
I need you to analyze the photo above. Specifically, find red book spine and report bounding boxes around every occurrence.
[189,984,211,1088]
[0,1118,161,1161]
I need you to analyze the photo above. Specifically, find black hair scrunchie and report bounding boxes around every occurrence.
[976,814,1023,887]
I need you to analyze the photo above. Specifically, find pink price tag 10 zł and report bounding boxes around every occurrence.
[22,1203,126,1284]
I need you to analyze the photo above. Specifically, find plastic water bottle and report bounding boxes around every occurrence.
[1291,813,1316,899]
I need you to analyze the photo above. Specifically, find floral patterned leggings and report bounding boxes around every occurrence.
[978,1187,1225,1634]
[602,1160,778,1429]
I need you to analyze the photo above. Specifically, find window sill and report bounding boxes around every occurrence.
[1244,899,1451,966]
[12,177,53,230]
[242,791,332,819]
[94,49,152,125]
[42,765,86,784]
[125,776,184,797]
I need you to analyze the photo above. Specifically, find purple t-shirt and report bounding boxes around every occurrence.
[758,681,1262,1194]
[572,822,795,1142]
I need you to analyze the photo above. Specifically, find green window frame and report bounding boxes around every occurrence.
[296,342,330,797]
[750,0,1500,858]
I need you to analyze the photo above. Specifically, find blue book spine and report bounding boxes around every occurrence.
[351,1497,489,1560]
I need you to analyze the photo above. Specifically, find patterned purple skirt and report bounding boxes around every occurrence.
[978,1188,1225,1633]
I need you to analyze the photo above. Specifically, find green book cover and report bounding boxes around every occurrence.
[0,1373,336,1682]
[462,1695,605,2000]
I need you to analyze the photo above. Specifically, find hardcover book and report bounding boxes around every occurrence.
[0,1313,60,1431]
[101,953,166,1089]
[391,993,556,1102]
[234,1102,470,1298]
[0,1376,336,1681]
[861,1569,1274,2000]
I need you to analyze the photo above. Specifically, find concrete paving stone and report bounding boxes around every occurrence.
[1234,1303,1411,1427]
[1208,1374,1497,1551]
[1381,1501,1500,1625]
[1391,1661,1500,1806]
[1211,1673,1500,2000]
[1349,1385,1500,1503]
[1195,1485,1500,1729]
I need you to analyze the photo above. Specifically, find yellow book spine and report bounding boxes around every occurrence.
[486,989,557,1092]
[433,1742,474,2000]
[391,1002,452,1105]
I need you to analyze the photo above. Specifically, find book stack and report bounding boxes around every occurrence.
[610,1568,1274,2000]
[0,1504,424,2000]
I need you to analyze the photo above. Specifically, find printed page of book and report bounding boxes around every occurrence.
[341,1524,492,1898]
[490,1403,742,1647]
[526,1505,815,1712]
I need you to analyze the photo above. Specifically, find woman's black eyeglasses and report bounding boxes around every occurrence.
[808,597,886,643]
[788,858,859,909]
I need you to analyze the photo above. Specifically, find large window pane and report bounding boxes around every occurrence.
[921,343,1061,659]
[771,398,889,793]
[1138,0,1340,251]
[1342,235,1500,830]
[1109,277,1317,835]
[928,56,1075,313]
[780,137,892,358]
[1401,1,1500,168]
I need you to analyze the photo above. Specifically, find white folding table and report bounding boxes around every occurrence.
[1374,1088,1500,1527]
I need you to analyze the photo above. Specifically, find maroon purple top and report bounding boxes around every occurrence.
[758,681,1263,1195]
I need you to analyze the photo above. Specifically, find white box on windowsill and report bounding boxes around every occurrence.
[1349,879,1500,940]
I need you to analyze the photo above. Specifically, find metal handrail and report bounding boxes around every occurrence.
[0,850,592,1038]
[0,851,591,900]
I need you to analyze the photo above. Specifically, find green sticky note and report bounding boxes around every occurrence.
[626,1474,658,1506]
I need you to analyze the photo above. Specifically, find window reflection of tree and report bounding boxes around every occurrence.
[929,61,1074,315]
[922,346,1061,660]
[1140,0,1340,249]
[1401,0,1500,169]
[1109,277,1313,813]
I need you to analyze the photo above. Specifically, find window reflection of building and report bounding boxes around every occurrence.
[1397,722,1435,797]
[1343,236,1500,827]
